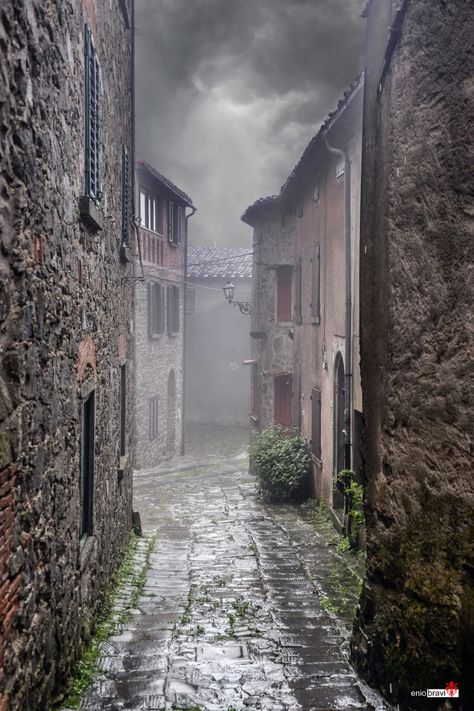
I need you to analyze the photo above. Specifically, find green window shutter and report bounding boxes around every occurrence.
[122,145,130,245]
[311,245,321,323]
[84,24,100,201]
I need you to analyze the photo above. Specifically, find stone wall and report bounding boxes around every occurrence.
[353,0,474,706]
[0,1,134,708]
[134,277,184,468]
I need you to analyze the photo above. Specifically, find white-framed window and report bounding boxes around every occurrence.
[139,187,162,233]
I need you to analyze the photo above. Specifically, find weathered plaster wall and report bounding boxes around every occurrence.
[250,209,295,430]
[353,0,474,706]
[185,277,251,428]
[0,1,133,708]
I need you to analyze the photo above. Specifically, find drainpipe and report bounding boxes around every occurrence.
[324,131,352,475]
[181,205,197,455]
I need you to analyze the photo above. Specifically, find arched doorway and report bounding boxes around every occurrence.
[333,353,345,507]
[167,370,176,455]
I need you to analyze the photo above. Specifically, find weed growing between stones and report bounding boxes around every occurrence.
[58,531,157,708]
[301,499,365,626]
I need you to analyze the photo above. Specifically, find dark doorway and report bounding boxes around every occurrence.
[274,374,292,429]
[333,354,345,508]
[167,369,177,454]
[81,390,95,539]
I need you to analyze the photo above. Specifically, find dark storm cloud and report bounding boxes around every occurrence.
[136,0,366,246]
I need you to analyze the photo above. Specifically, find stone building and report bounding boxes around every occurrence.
[185,246,253,428]
[351,1,474,706]
[0,1,134,708]
[242,78,363,522]
[134,161,195,468]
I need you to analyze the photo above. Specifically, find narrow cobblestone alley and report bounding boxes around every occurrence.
[80,426,391,711]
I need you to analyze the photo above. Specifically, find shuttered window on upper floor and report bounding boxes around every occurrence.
[84,25,100,201]
[294,257,302,324]
[276,266,292,322]
[311,245,321,324]
[148,282,165,337]
[167,285,180,333]
[168,202,184,246]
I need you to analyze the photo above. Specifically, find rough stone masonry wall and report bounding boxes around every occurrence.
[134,277,184,468]
[353,0,474,707]
[0,2,133,709]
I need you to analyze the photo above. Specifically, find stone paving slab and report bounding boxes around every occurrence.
[81,428,392,711]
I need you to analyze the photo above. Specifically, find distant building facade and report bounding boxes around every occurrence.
[352,1,474,705]
[0,1,134,708]
[242,78,363,521]
[185,247,252,428]
[134,162,195,468]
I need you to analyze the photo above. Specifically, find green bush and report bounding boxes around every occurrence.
[249,424,311,502]
[335,468,365,547]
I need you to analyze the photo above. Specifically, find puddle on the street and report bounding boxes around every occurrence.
[76,425,392,711]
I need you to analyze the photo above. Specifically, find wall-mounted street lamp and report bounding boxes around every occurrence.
[223,280,252,315]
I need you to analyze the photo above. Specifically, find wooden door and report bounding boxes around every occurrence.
[274,375,292,429]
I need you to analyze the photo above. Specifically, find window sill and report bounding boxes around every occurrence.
[140,226,164,238]
[149,333,164,340]
[79,196,103,232]
[168,331,180,338]
[311,454,322,468]
[311,317,321,325]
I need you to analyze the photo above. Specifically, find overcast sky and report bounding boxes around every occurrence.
[135,0,366,247]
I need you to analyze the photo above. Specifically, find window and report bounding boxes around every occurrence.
[276,266,292,322]
[311,386,321,461]
[148,395,159,441]
[122,146,130,245]
[251,364,259,419]
[139,187,162,233]
[274,375,292,429]
[81,391,95,539]
[167,285,180,333]
[148,282,165,336]
[168,201,184,246]
[294,257,302,324]
[311,245,321,324]
[120,364,126,457]
[84,25,100,201]
[186,288,195,315]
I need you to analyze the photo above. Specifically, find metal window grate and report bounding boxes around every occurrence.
[85,25,100,201]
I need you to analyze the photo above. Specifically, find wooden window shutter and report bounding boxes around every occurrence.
[277,267,292,322]
[295,257,302,324]
[177,206,183,244]
[311,386,322,460]
[168,201,174,243]
[147,282,154,337]
[311,245,321,323]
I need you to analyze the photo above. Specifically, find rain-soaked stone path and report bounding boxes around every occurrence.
[81,425,391,711]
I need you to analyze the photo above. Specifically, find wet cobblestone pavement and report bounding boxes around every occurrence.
[82,425,391,711]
